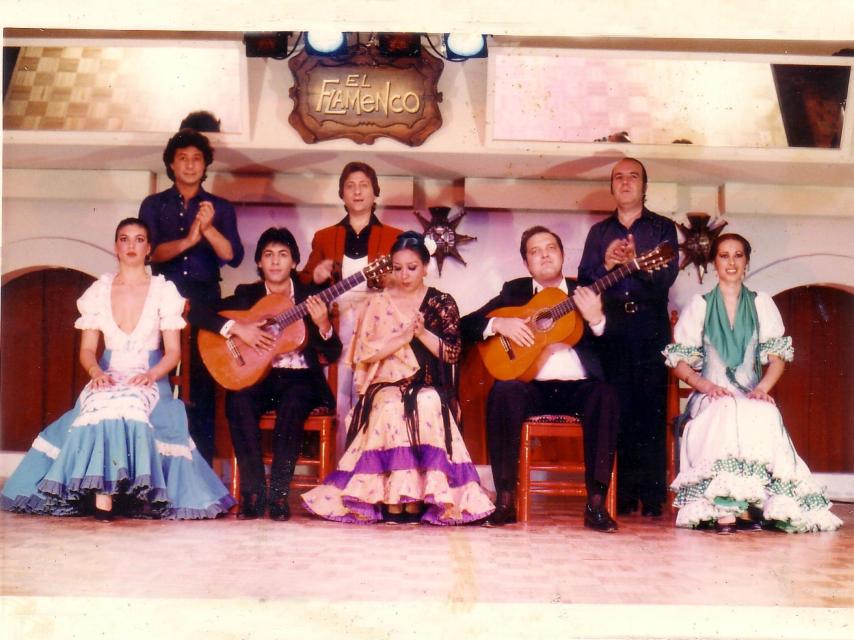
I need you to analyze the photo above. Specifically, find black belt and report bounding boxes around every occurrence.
[605,299,664,315]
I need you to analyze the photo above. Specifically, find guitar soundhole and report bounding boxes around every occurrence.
[532,310,554,332]
[261,319,282,338]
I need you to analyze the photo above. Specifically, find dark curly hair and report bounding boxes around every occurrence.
[163,129,214,183]
[179,110,221,133]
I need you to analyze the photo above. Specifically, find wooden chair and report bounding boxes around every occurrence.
[227,351,338,498]
[665,310,691,504]
[228,408,335,497]
[167,302,192,403]
[516,414,618,522]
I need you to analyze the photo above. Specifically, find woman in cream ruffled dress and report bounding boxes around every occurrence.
[664,233,841,534]
[303,231,494,525]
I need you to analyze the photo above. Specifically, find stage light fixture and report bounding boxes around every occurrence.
[243,32,292,59]
[305,31,349,57]
[443,33,488,60]
[378,33,422,58]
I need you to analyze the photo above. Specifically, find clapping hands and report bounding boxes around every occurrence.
[604,234,637,270]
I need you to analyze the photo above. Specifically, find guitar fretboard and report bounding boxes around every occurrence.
[272,271,367,328]
[550,260,641,319]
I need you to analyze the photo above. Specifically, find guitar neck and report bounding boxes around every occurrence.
[551,260,640,318]
[273,271,367,327]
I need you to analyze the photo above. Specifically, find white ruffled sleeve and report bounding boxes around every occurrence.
[662,294,706,369]
[74,276,108,331]
[755,291,793,363]
[158,277,187,331]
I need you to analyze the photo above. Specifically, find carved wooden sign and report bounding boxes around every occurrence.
[288,45,443,146]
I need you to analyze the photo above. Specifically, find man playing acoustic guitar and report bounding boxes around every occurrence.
[190,227,342,521]
[461,226,620,532]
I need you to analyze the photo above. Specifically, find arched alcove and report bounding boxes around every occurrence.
[1,237,114,285]
[1,268,96,450]
[746,253,854,298]
[773,284,854,472]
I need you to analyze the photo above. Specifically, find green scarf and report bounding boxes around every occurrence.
[703,285,762,390]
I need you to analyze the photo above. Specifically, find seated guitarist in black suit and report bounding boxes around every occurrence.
[190,227,342,521]
[460,226,619,531]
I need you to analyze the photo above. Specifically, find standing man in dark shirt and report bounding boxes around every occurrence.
[578,157,678,517]
[299,162,402,459]
[139,129,244,464]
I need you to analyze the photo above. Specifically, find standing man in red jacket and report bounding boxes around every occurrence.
[300,162,402,458]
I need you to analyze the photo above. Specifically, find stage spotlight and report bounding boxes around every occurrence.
[305,31,349,57]
[243,32,292,59]
[378,33,422,58]
[443,33,487,60]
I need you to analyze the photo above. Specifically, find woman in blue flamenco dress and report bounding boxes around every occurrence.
[302,231,494,524]
[664,233,841,534]
[1,217,235,520]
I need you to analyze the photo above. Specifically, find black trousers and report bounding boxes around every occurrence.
[225,368,326,499]
[486,378,619,497]
[181,280,222,465]
[601,307,670,507]
[187,325,217,464]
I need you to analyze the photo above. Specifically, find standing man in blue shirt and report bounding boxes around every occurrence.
[579,157,678,518]
[139,129,244,464]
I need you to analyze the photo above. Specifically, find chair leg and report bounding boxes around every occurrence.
[231,455,240,499]
[517,423,532,523]
[605,453,617,519]
[318,420,332,483]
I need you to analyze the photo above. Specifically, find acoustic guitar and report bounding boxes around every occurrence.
[477,242,675,381]
[198,255,392,390]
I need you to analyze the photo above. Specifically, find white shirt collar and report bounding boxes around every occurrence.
[265,280,295,301]
[533,277,568,294]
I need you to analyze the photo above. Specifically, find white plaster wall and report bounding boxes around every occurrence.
[2,170,153,282]
[4,171,853,317]
[670,214,854,309]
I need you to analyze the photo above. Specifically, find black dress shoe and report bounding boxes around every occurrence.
[715,520,737,535]
[94,508,115,522]
[403,505,425,524]
[736,518,762,532]
[382,506,408,524]
[269,499,291,522]
[617,498,638,516]
[237,493,264,520]
[482,502,517,527]
[584,504,618,533]
[641,503,663,518]
[482,490,517,527]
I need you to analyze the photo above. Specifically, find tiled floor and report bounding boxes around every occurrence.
[3,496,853,639]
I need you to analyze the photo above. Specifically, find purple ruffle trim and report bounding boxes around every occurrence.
[306,492,493,526]
[323,444,482,490]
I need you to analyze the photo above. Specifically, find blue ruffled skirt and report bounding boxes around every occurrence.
[1,351,235,519]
